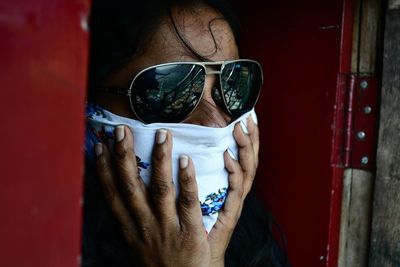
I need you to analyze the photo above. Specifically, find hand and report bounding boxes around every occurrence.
[93,116,259,267]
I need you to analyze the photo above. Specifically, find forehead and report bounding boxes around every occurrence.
[128,5,239,72]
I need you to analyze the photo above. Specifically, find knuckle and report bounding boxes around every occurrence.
[180,172,194,185]
[179,190,198,208]
[121,227,135,245]
[121,178,139,197]
[138,225,153,243]
[115,144,129,160]
[179,231,199,247]
[95,155,108,171]
[235,187,244,199]
[153,149,167,163]
[151,180,171,198]
[229,162,242,177]
[233,161,243,173]
[244,166,256,182]
[243,135,252,146]
[217,216,235,233]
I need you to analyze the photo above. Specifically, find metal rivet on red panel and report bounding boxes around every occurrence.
[363,106,372,114]
[360,80,369,89]
[357,131,366,140]
[361,156,369,165]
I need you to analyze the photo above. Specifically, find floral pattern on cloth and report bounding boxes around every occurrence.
[85,102,229,217]
[87,103,107,119]
[85,103,150,170]
[200,188,228,215]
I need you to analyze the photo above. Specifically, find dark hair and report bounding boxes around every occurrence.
[88,0,240,91]
[84,0,290,266]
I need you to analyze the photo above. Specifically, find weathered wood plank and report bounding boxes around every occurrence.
[338,169,373,267]
[369,7,400,267]
[338,0,381,266]
[351,0,361,73]
[350,0,381,73]
[359,0,381,73]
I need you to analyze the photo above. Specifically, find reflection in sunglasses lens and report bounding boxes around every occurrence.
[131,64,205,123]
[221,61,262,117]
[130,61,262,123]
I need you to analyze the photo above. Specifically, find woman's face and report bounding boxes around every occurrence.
[96,5,239,127]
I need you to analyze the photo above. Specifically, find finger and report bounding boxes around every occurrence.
[113,125,153,223]
[177,155,203,234]
[94,142,138,245]
[208,151,244,245]
[246,115,260,167]
[234,122,256,194]
[151,129,178,225]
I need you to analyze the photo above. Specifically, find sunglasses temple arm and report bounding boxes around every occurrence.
[96,86,130,96]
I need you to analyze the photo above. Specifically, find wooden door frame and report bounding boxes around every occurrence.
[337,0,382,266]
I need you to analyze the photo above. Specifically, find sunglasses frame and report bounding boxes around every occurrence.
[98,59,263,123]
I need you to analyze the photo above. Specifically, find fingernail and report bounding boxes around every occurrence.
[156,129,167,144]
[240,121,249,135]
[179,155,189,169]
[227,148,237,160]
[115,125,125,142]
[250,112,258,125]
[95,143,103,156]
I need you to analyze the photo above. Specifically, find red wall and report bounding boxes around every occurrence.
[0,0,352,266]
[0,1,90,266]
[232,0,349,266]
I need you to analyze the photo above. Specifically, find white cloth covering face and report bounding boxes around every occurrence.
[85,103,258,232]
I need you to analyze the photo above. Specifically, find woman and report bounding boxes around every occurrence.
[83,0,289,266]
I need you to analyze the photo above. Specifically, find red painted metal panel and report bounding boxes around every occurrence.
[327,1,355,266]
[232,0,354,266]
[0,1,89,266]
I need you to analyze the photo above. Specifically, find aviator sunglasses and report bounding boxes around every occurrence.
[98,59,263,123]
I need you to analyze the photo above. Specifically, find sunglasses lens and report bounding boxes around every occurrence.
[220,61,263,117]
[131,64,205,123]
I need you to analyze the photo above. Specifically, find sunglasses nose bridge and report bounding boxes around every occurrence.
[203,65,222,90]
[203,65,223,92]
[200,70,224,116]
[204,66,223,94]
[204,69,222,75]
[203,61,223,74]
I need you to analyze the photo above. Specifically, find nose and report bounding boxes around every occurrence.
[182,72,232,127]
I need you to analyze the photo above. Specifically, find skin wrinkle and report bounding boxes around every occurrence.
[171,7,237,126]
[184,98,228,127]
[94,4,238,127]
[171,7,220,59]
